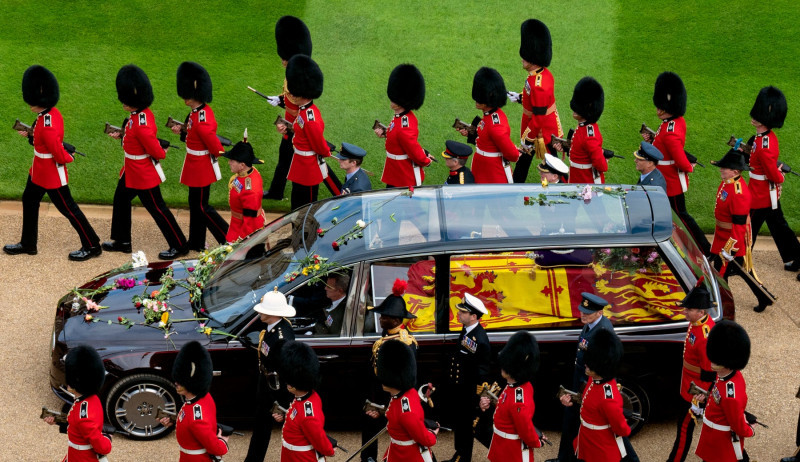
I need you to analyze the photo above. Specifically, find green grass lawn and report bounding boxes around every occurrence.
[2,0,799,233]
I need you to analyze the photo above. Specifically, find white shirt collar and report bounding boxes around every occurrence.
[327,296,345,312]
[464,322,479,334]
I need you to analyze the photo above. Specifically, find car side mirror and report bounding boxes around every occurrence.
[241,331,260,349]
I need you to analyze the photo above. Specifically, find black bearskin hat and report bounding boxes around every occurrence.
[706,320,751,371]
[177,61,213,103]
[280,341,320,391]
[570,76,604,124]
[376,339,417,391]
[584,329,623,379]
[116,64,154,109]
[172,341,213,396]
[653,71,686,116]
[472,67,507,108]
[276,15,312,60]
[750,86,787,129]
[387,64,425,111]
[65,345,106,396]
[519,19,552,67]
[22,65,59,108]
[286,54,323,100]
[497,331,540,384]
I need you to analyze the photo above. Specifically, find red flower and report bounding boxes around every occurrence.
[196,282,202,288]
[631,248,640,254]
[332,241,340,251]
[117,316,124,322]
[409,186,415,195]
[317,228,325,236]
[84,314,93,322]
[523,196,530,202]
[135,301,142,308]
[188,267,195,272]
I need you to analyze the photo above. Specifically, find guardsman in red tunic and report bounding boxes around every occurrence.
[377,339,438,462]
[103,65,188,260]
[275,341,336,462]
[458,67,519,183]
[44,345,112,462]
[709,149,773,312]
[743,87,800,273]
[666,282,717,462]
[508,19,563,183]
[4,65,101,261]
[285,54,338,209]
[487,331,544,462]
[378,64,433,188]
[565,329,631,462]
[223,139,267,242]
[173,61,229,250]
[696,321,755,462]
[643,72,710,255]
[159,341,229,461]
[554,77,608,184]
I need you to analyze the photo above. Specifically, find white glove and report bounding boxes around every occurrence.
[266,95,281,107]
[507,91,522,104]
[690,403,703,415]
[720,250,734,262]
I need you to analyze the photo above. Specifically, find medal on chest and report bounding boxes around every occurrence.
[260,340,270,357]
[187,119,193,131]
[290,407,298,420]
[712,386,721,404]
[688,332,696,345]
[232,178,243,193]
[461,335,478,353]
[325,314,334,327]
[179,409,185,422]
[578,337,589,351]
[720,190,728,202]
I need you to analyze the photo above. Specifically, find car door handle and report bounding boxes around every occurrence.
[213,371,222,376]
[318,355,339,360]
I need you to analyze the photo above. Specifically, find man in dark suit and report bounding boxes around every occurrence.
[443,293,491,462]
[314,273,349,335]
[548,292,615,462]
[337,142,372,195]
[635,141,667,192]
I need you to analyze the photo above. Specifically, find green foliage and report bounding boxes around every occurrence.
[2,0,800,231]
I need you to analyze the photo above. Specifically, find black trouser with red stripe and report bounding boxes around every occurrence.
[750,203,800,263]
[20,176,99,249]
[666,398,695,462]
[110,175,187,248]
[290,182,319,211]
[187,185,228,248]
[669,193,711,255]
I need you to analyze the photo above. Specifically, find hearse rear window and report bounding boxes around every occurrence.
[443,248,688,331]
[442,184,629,240]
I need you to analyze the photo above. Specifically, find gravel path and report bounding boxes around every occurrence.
[0,201,797,461]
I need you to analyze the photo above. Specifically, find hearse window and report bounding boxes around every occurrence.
[442,184,628,240]
[448,248,687,331]
[359,257,437,335]
[288,269,353,337]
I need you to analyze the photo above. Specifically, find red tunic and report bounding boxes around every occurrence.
[227,168,266,242]
[488,382,541,462]
[695,371,754,461]
[176,393,228,461]
[520,67,562,145]
[568,122,607,184]
[30,107,73,189]
[280,391,335,462]
[288,103,331,186]
[748,130,783,210]
[472,109,519,184]
[121,108,167,190]
[180,104,225,187]
[574,379,631,462]
[710,176,751,256]
[62,395,112,462]
[653,117,693,197]
[380,111,431,187]
[383,388,437,462]
[680,314,715,402]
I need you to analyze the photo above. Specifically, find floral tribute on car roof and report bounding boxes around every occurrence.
[523,184,627,206]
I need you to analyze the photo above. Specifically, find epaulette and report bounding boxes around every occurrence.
[306,108,315,121]
[603,383,614,399]
[702,323,710,339]
[491,113,500,125]
[80,401,88,419]
[44,113,52,127]
[667,120,675,132]
[734,179,743,194]
[199,109,206,123]
[245,177,252,191]
[138,112,147,126]
[726,382,735,398]
[762,136,769,149]
[193,404,203,420]
[401,115,409,128]
[401,396,411,413]
[515,387,524,403]
[587,125,595,137]
[304,401,314,416]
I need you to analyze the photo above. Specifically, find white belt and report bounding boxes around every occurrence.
[124,152,149,160]
[68,441,93,451]
[749,173,766,180]
[703,416,731,431]
[186,147,209,156]
[476,148,502,158]
[294,149,316,157]
[580,418,611,430]
[34,150,53,159]
[386,152,409,160]
[390,437,416,446]
[179,446,208,455]
[282,439,314,451]
[570,161,592,169]
[493,425,520,439]
[678,171,688,192]
[660,160,676,165]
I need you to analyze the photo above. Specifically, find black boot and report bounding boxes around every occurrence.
[69,245,103,261]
